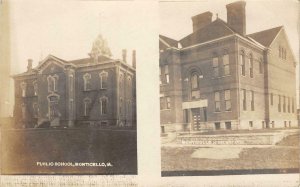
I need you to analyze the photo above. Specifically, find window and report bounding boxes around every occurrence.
[292,98,295,113]
[249,121,253,128]
[223,54,230,76]
[214,91,221,112]
[259,58,263,74]
[20,82,27,97]
[33,81,38,96]
[271,121,275,128]
[225,90,231,111]
[249,54,253,78]
[166,97,171,109]
[215,122,221,130]
[159,67,162,85]
[251,91,254,111]
[288,97,290,113]
[33,103,38,118]
[100,97,108,115]
[240,51,245,76]
[160,97,164,110]
[119,73,124,88]
[284,121,287,128]
[120,97,123,115]
[270,93,273,105]
[262,121,265,129]
[213,57,219,77]
[203,107,207,122]
[289,121,291,128]
[283,96,286,113]
[83,98,91,116]
[191,73,200,100]
[100,71,108,89]
[69,75,74,92]
[47,75,58,92]
[165,65,169,84]
[225,122,231,130]
[191,74,198,89]
[21,103,26,119]
[278,95,281,112]
[83,73,91,91]
[242,89,247,110]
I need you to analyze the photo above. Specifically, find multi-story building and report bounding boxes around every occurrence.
[13,35,136,128]
[160,1,297,133]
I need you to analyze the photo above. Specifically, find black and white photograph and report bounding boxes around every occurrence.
[0,0,157,175]
[159,0,299,176]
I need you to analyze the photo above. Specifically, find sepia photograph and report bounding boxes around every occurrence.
[0,0,151,175]
[160,0,299,176]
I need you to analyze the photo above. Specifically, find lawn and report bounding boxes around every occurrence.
[1,128,137,175]
[161,133,299,175]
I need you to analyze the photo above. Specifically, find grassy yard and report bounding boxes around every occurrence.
[1,128,137,175]
[161,134,299,173]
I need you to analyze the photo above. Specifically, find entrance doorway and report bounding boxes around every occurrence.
[191,108,201,131]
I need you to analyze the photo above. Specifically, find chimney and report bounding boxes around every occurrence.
[226,1,246,35]
[27,59,33,71]
[132,50,136,69]
[122,49,127,63]
[191,11,213,32]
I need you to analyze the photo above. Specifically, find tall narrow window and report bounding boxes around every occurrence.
[120,97,123,115]
[270,93,273,105]
[166,97,171,109]
[225,90,231,111]
[160,97,164,110]
[259,58,263,74]
[165,65,169,84]
[100,71,108,89]
[223,54,230,76]
[119,73,124,88]
[33,81,38,96]
[283,96,286,113]
[288,97,290,113]
[251,91,254,111]
[69,75,74,92]
[33,103,38,118]
[83,73,91,91]
[159,67,162,85]
[240,51,245,76]
[21,103,26,119]
[20,82,27,97]
[278,95,281,112]
[242,89,247,110]
[203,107,207,122]
[214,91,221,112]
[213,57,219,77]
[100,97,108,115]
[83,98,91,116]
[191,73,200,100]
[249,54,253,78]
[292,98,295,113]
[48,75,59,92]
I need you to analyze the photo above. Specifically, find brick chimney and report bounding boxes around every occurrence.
[132,50,136,69]
[226,1,246,35]
[27,59,33,72]
[191,11,213,32]
[122,49,127,63]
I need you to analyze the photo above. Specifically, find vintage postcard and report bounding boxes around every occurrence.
[159,0,299,176]
[0,0,145,175]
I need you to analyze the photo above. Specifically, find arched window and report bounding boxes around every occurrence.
[20,82,27,97]
[47,75,59,92]
[119,73,124,88]
[190,72,200,100]
[33,81,38,96]
[83,97,91,116]
[100,96,108,115]
[83,73,91,91]
[240,50,245,76]
[100,71,108,89]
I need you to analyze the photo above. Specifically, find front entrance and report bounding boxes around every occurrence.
[191,108,201,131]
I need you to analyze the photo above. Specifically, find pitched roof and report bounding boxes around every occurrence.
[179,18,235,48]
[247,26,283,47]
[159,35,178,50]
